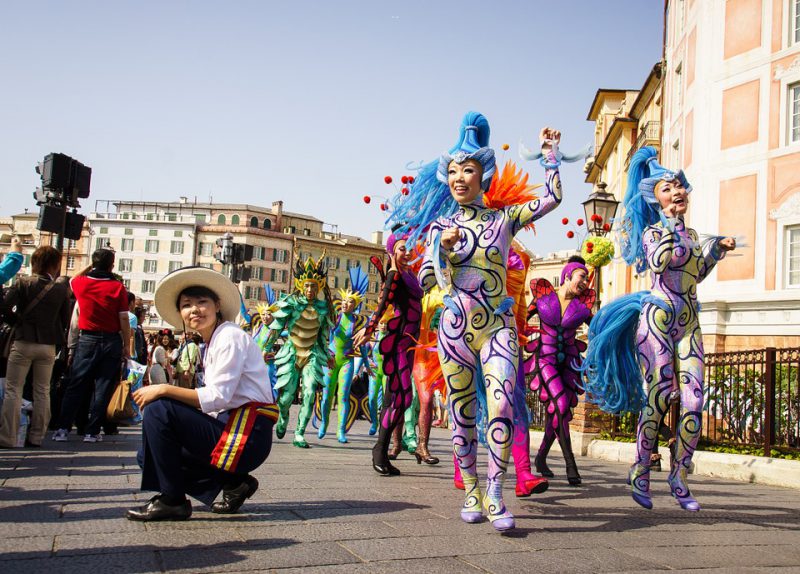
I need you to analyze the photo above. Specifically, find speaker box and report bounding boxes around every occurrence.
[36,206,85,241]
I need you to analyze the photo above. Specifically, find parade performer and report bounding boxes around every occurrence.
[365,307,391,435]
[267,256,334,449]
[250,284,280,395]
[317,266,369,443]
[525,255,594,486]
[582,146,736,511]
[413,111,563,532]
[354,233,422,476]
[127,267,277,521]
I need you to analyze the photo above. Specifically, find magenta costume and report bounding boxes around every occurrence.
[525,270,594,485]
[419,113,562,531]
[362,237,422,476]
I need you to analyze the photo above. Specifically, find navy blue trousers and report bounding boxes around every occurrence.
[140,398,273,506]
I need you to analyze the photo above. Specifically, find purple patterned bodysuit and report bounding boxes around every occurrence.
[420,164,561,525]
[362,269,422,465]
[631,217,725,503]
[524,279,594,477]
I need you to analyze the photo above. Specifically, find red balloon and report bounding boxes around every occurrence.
[401,176,409,184]
[384,176,393,184]
[566,231,575,238]
[561,217,569,225]
[401,187,409,195]
[408,176,415,183]
[586,242,594,249]
[363,196,371,204]
[603,223,611,232]
[380,203,387,211]
[576,218,584,226]
[588,247,594,254]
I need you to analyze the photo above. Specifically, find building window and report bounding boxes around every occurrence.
[99,226,108,234]
[217,214,226,225]
[250,216,258,227]
[270,268,276,282]
[119,258,133,272]
[146,213,155,221]
[141,280,156,294]
[170,241,184,255]
[66,256,75,270]
[552,276,561,288]
[199,242,213,256]
[121,238,134,252]
[231,214,240,225]
[145,240,159,253]
[95,237,107,250]
[276,249,287,263]
[169,260,182,272]
[303,228,311,236]
[787,225,800,287]
[122,279,131,290]
[67,239,77,249]
[263,218,271,230]
[789,82,800,144]
[149,229,158,236]
[195,214,207,224]
[792,0,800,45]
[174,230,183,237]
[144,260,158,274]
[124,228,133,235]
[165,213,177,222]
[251,266,263,280]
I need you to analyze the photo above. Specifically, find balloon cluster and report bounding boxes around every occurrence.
[560,217,585,239]
[363,174,416,212]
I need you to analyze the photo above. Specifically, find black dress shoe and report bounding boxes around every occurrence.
[211,476,258,514]
[372,462,401,476]
[126,495,192,521]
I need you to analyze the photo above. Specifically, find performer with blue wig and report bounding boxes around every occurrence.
[582,146,736,511]
[411,111,564,532]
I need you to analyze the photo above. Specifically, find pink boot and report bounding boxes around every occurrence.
[512,421,549,497]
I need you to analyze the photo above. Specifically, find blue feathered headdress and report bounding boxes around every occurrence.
[436,111,496,191]
[621,146,692,273]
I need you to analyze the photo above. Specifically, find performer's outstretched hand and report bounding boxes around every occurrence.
[539,127,561,152]
[719,237,737,251]
[441,226,461,250]
[353,327,368,350]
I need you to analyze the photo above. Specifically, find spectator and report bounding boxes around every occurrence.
[133,306,147,364]
[0,236,24,283]
[149,330,172,385]
[174,332,200,389]
[0,246,71,448]
[51,248,130,443]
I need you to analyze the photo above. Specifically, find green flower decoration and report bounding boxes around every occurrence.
[581,235,614,268]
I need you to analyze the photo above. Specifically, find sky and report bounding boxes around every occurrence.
[0,0,664,256]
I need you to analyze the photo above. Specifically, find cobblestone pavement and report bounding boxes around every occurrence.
[2,410,799,573]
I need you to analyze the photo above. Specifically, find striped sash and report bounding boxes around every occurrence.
[210,402,279,472]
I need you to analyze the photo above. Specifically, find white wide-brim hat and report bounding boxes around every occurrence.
[154,266,241,328]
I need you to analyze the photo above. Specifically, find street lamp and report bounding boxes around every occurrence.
[581,182,619,237]
[580,182,620,311]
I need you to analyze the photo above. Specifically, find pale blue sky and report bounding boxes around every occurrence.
[1,0,663,255]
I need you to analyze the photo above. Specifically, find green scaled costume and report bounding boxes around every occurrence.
[269,255,334,448]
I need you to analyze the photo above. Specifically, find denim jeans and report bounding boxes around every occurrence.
[57,332,123,436]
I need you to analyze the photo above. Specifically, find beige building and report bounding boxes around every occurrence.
[660,0,800,351]
[584,64,664,304]
[0,211,91,279]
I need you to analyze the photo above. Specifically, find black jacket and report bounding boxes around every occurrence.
[3,274,72,346]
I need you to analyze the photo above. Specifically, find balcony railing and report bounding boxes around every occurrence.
[625,121,661,166]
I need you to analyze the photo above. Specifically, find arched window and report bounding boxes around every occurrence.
[250,216,258,227]
[231,214,240,225]
[217,214,226,225]
[263,218,271,230]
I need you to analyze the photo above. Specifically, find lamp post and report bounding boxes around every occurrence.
[580,182,620,310]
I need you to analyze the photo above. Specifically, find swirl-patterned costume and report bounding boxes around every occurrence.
[582,146,729,511]
[419,116,562,531]
[525,267,594,485]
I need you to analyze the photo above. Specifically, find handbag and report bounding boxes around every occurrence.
[106,379,135,421]
[1,279,59,359]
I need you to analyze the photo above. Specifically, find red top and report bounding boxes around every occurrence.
[71,275,129,333]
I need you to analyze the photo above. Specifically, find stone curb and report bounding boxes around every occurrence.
[530,430,800,489]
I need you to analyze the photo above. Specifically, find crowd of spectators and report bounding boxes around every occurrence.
[0,244,202,448]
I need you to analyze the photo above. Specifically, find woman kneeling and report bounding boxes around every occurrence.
[127,267,277,521]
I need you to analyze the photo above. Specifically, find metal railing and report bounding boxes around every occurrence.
[625,121,661,166]
[608,347,800,456]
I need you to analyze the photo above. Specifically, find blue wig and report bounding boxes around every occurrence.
[621,146,692,274]
[385,111,495,249]
[580,291,665,414]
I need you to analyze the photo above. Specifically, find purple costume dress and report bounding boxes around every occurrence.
[362,268,422,473]
[524,278,594,484]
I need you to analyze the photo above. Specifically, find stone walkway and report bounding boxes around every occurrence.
[2,411,799,573]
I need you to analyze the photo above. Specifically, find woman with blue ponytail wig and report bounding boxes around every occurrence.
[417,112,564,532]
[583,146,736,512]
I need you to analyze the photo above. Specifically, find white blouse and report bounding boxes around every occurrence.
[196,322,274,416]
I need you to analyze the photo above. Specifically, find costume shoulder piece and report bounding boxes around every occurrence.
[533,277,555,301]
[579,288,596,311]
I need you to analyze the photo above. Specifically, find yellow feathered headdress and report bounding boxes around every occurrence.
[293,252,328,292]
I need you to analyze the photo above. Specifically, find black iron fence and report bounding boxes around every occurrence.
[608,347,800,456]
